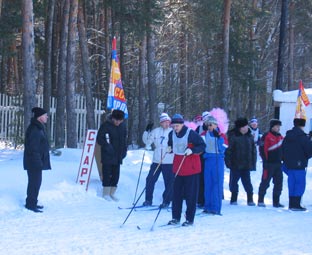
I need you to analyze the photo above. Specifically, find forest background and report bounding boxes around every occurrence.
[1,0,312,148]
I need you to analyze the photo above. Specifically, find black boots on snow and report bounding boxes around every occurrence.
[247,193,255,206]
[230,192,238,205]
[289,196,306,211]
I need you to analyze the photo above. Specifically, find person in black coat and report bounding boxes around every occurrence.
[282,118,312,211]
[225,117,257,206]
[23,107,51,213]
[96,110,127,201]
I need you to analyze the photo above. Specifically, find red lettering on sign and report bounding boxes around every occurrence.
[81,168,88,177]
[88,131,96,141]
[83,156,89,165]
[86,143,93,153]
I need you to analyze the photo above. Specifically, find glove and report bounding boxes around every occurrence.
[166,146,172,153]
[145,122,154,132]
[184,148,193,156]
[212,129,220,138]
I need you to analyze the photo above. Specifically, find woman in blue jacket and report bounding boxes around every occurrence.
[202,116,227,215]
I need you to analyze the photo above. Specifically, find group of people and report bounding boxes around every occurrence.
[23,107,312,226]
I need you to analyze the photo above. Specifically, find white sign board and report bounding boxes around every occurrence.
[76,129,98,190]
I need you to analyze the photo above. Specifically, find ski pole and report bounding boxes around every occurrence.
[132,149,146,204]
[150,154,187,231]
[120,152,168,227]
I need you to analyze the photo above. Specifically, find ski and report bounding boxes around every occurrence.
[118,205,158,210]
[158,223,181,229]
[139,206,172,212]
[196,211,222,217]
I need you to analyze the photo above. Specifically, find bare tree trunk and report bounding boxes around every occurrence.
[221,0,231,112]
[248,0,258,117]
[0,0,2,92]
[275,0,288,118]
[276,0,288,91]
[288,0,295,90]
[66,0,78,148]
[55,0,70,148]
[179,27,187,115]
[77,3,95,129]
[22,0,37,130]
[138,36,146,147]
[43,0,55,139]
[104,4,110,95]
[147,31,157,123]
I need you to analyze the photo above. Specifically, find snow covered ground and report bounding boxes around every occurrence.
[0,145,312,255]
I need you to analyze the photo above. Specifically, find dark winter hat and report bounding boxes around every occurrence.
[111,109,125,120]
[194,115,202,122]
[270,119,282,129]
[32,107,47,119]
[235,117,249,129]
[293,118,306,127]
[171,114,184,124]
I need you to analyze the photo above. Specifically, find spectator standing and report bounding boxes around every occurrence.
[249,117,261,145]
[23,107,51,213]
[96,110,127,201]
[225,118,257,206]
[282,118,312,211]
[258,119,284,207]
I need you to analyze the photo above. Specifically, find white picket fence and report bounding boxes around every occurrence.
[0,93,105,148]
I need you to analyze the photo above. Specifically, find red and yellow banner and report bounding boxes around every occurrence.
[295,80,310,119]
[107,37,128,118]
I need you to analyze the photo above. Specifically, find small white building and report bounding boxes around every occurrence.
[273,89,312,136]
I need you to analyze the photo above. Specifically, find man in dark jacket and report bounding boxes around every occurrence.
[24,107,51,213]
[225,117,257,206]
[282,118,312,211]
[96,109,127,201]
[258,119,284,207]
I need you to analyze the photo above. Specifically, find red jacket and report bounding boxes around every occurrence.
[173,153,202,176]
[261,131,283,164]
[169,126,206,176]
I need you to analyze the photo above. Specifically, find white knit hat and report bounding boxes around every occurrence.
[202,111,211,122]
[159,113,171,123]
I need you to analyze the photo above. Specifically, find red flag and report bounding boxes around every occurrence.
[299,80,310,106]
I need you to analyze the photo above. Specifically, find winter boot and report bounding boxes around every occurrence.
[142,200,152,206]
[110,187,119,202]
[273,195,284,208]
[230,192,238,205]
[290,196,306,211]
[102,187,111,201]
[182,220,193,227]
[247,193,255,206]
[168,219,180,225]
[289,196,295,209]
[258,194,265,207]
